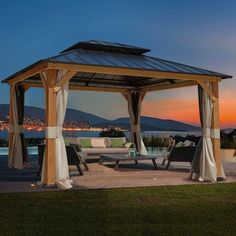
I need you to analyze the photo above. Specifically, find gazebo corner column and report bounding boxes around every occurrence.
[211,82,223,179]
[8,85,14,163]
[122,90,147,155]
[42,69,57,185]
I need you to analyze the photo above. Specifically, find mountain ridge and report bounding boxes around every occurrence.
[0,104,200,131]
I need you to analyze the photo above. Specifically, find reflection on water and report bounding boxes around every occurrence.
[146,147,167,155]
[0,147,38,156]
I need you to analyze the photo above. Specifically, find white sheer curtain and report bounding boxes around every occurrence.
[55,70,72,189]
[191,83,225,181]
[41,70,72,189]
[126,90,147,155]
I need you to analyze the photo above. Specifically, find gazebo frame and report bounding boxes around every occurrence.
[2,40,232,185]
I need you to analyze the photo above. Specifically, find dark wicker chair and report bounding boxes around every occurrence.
[162,146,196,169]
[37,144,89,176]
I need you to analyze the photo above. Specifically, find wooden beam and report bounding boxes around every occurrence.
[8,62,48,85]
[47,62,221,82]
[211,82,222,178]
[198,81,217,102]
[21,82,43,89]
[19,82,130,93]
[21,81,197,93]
[69,85,130,93]
[54,71,77,92]
[23,84,31,92]
[141,81,197,92]
[42,69,57,185]
[40,72,47,89]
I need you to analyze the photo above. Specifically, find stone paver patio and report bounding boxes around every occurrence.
[0,155,236,193]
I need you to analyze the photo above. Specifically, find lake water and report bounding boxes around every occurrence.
[0,130,201,139]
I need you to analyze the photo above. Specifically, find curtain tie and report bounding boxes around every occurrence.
[133,125,140,132]
[45,126,63,139]
[9,124,24,134]
[202,128,220,139]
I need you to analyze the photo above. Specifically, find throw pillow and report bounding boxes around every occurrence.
[91,138,107,148]
[79,139,92,148]
[64,138,70,146]
[183,140,193,147]
[124,142,133,148]
[175,141,184,147]
[107,137,126,147]
[111,138,124,148]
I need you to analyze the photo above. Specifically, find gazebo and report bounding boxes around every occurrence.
[2,40,232,188]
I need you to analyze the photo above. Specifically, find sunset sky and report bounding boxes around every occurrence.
[0,0,235,128]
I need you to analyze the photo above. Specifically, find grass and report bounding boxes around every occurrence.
[0,183,236,236]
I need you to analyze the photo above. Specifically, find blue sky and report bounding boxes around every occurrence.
[0,0,235,126]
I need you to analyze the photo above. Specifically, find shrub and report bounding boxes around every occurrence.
[142,135,173,147]
[221,130,236,149]
[0,138,8,147]
[99,128,125,138]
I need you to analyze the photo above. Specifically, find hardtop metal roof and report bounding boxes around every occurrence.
[50,48,229,78]
[2,40,232,87]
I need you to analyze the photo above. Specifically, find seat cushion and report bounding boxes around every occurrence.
[82,147,128,154]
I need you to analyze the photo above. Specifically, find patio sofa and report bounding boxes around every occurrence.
[64,137,131,161]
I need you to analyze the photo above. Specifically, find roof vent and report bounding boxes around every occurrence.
[60,40,151,55]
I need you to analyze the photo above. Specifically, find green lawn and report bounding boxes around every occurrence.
[0,183,236,236]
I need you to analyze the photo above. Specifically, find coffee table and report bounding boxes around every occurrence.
[99,153,158,170]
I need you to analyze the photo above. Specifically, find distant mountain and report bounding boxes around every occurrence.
[65,108,108,124]
[95,116,200,132]
[0,104,109,124]
[0,104,46,120]
[0,104,199,131]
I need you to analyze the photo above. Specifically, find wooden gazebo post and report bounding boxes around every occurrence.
[8,84,14,163]
[211,81,222,178]
[41,69,57,185]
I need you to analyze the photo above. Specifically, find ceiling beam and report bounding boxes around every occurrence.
[47,62,221,83]
[141,81,197,92]
[69,85,129,93]
[20,81,129,93]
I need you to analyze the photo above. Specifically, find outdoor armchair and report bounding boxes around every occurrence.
[37,144,89,176]
[65,145,89,175]
[162,146,196,170]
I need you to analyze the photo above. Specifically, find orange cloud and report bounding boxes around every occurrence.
[142,95,236,128]
[142,99,200,126]
[219,97,236,128]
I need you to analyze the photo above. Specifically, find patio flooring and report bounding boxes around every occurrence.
[0,155,236,193]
